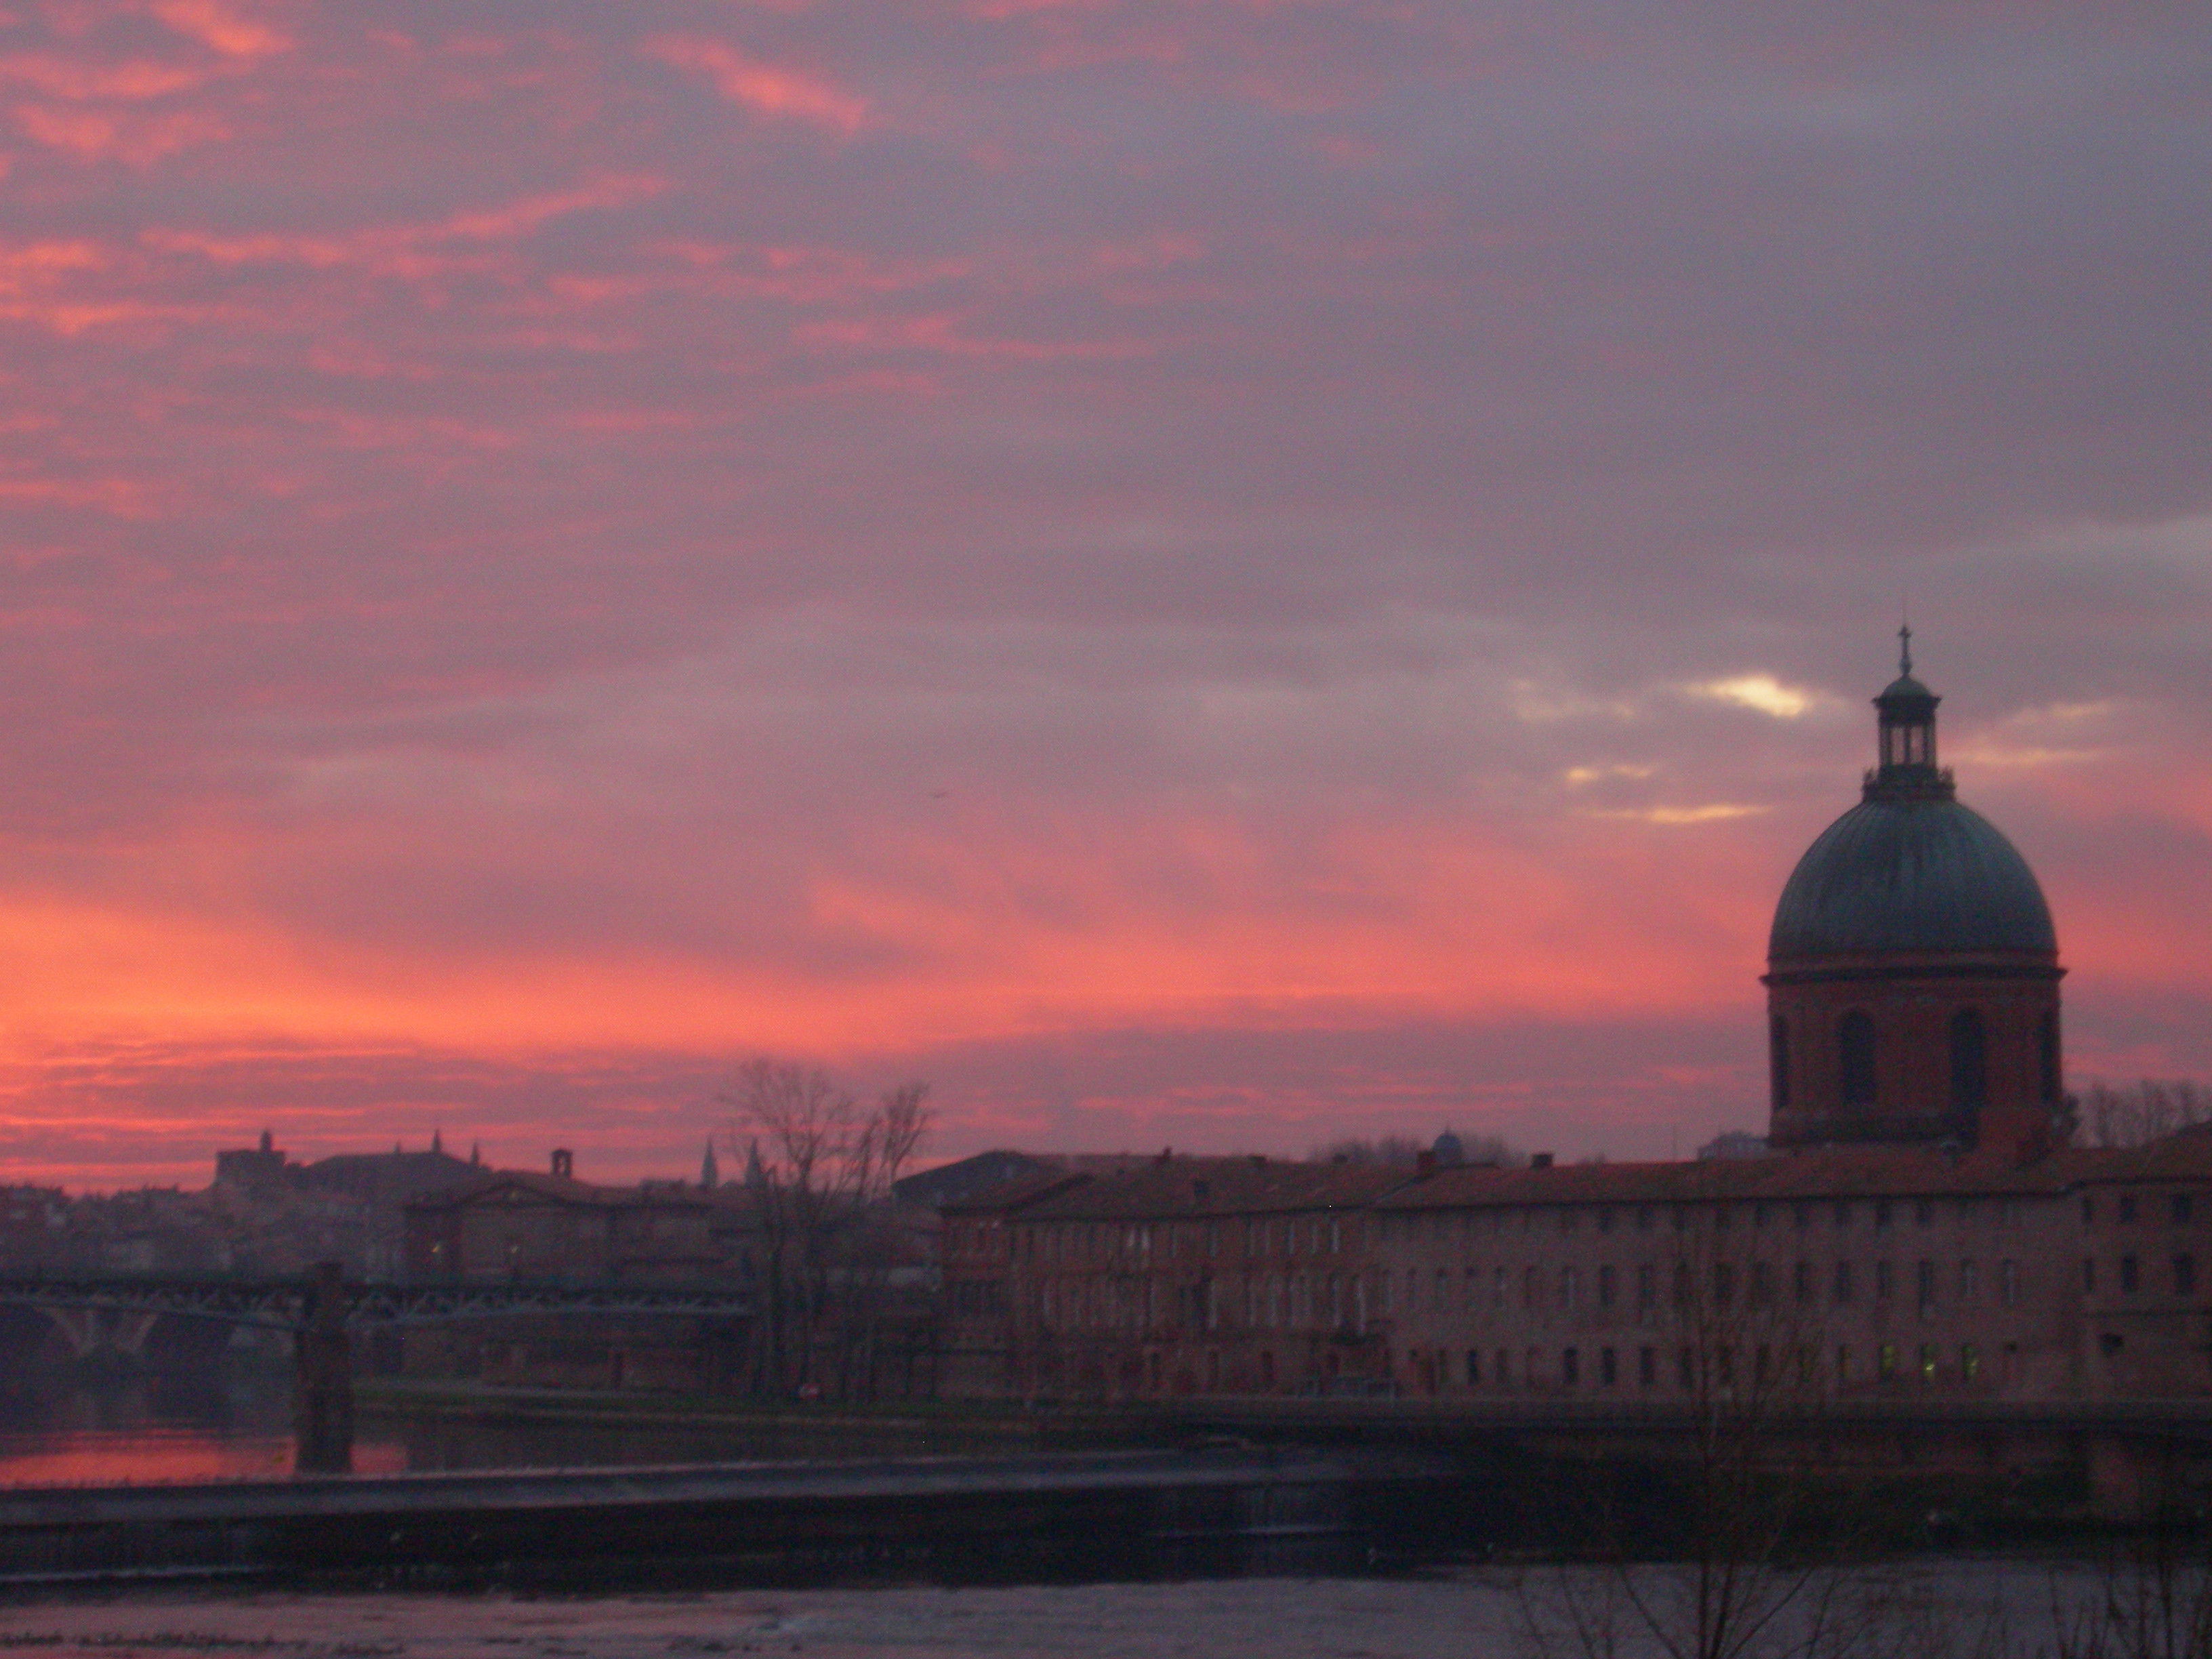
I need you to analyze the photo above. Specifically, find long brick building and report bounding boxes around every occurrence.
[939,641,2212,1405]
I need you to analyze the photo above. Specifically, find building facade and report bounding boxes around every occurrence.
[937,644,2212,1407]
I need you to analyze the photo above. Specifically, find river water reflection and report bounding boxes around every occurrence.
[0,1371,1006,1486]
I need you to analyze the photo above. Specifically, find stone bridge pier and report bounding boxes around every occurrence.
[292,1262,353,1477]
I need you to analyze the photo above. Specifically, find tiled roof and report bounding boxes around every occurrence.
[405,1170,716,1212]
[1009,1155,1410,1222]
[1362,1150,2088,1212]
[940,1167,1094,1217]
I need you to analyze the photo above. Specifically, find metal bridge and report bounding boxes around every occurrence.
[0,1269,754,1332]
[0,1267,752,1475]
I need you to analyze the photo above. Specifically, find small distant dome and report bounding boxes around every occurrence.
[1431,1131,1466,1167]
[1876,670,1937,708]
[1769,796,2057,960]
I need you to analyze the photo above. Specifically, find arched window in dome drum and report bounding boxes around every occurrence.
[1949,1008,1988,1115]
[2039,1011,2062,1104]
[1839,1011,1877,1108]
[1769,1017,1790,1111]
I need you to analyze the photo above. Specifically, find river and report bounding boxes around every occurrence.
[0,1368,979,1485]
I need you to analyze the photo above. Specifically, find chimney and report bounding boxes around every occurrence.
[1530,1151,1554,1169]
[550,1148,574,1180]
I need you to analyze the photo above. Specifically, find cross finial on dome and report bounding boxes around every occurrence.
[1898,621,1912,676]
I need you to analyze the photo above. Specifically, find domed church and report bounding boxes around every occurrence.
[1765,632,2064,1152]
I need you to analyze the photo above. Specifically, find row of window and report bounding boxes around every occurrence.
[2085,1254,2196,1296]
[992,1183,2190,1266]
[1017,1215,1351,1265]
[1429,1339,1997,1391]
[1011,1247,2207,1338]
[1395,1257,2028,1316]
[1376,1194,2030,1242]
[2083,1193,2197,1225]
[1772,1006,2060,1112]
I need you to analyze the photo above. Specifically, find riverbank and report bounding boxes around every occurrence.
[355,1379,1166,1456]
[0,1445,1441,1593]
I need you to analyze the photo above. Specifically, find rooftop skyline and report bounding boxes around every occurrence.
[1,3,2207,1190]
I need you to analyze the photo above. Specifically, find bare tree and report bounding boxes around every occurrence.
[724,1059,933,1399]
[2082,1081,2212,1149]
[1520,1176,1857,1659]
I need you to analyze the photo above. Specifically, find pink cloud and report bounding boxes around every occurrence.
[12,100,224,163]
[643,35,868,135]
[147,0,291,60]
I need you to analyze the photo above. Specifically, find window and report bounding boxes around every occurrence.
[1563,1347,1580,1387]
[1466,1349,1481,1387]
[1917,1259,1936,1313]
[1875,1260,1893,1301]
[1949,1008,1988,1115]
[2121,1195,2139,1225]
[1794,1203,1813,1231]
[1835,1200,1853,1230]
[1523,1265,1540,1309]
[1598,1264,1616,1309]
[1678,1347,1695,1391]
[1962,1343,1980,1382]
[2001,1259,2020,1307]
[1960,1260,1979,1303]
[1879,1343,1899,1380]
[1598,1208,1615,1235]
[1876,1200,1893,1231]
[1839,1010,1877,1107]
[2083,1196,2096,1225]
[2174,1193,2194,1225]
[1601,1347,1618,1387]
[1496,1348,1511,1385]
[1637,1263,1657,1312]
[2039,1010,2062,1104]
[1919,1343,1938,1383]
[1795,1260,1814,1303]
[1713,1263,1734,1308]
[1639,1346,1656,1386]
[1833,1261,1854,1305]
[1752,1261,1774,1306]
[1560,1266,1580,1309]
[1917,1199,1934,1228]
[2177,1255,2197,1296]
[1637,1206,1653,1233]
[2122,1255,2140,1294]
[1770,1015,1791,1111]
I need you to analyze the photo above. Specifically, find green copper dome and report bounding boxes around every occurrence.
[1769,794,2057,960]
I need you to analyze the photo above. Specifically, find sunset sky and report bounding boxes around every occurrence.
[1,1,2208,1190]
